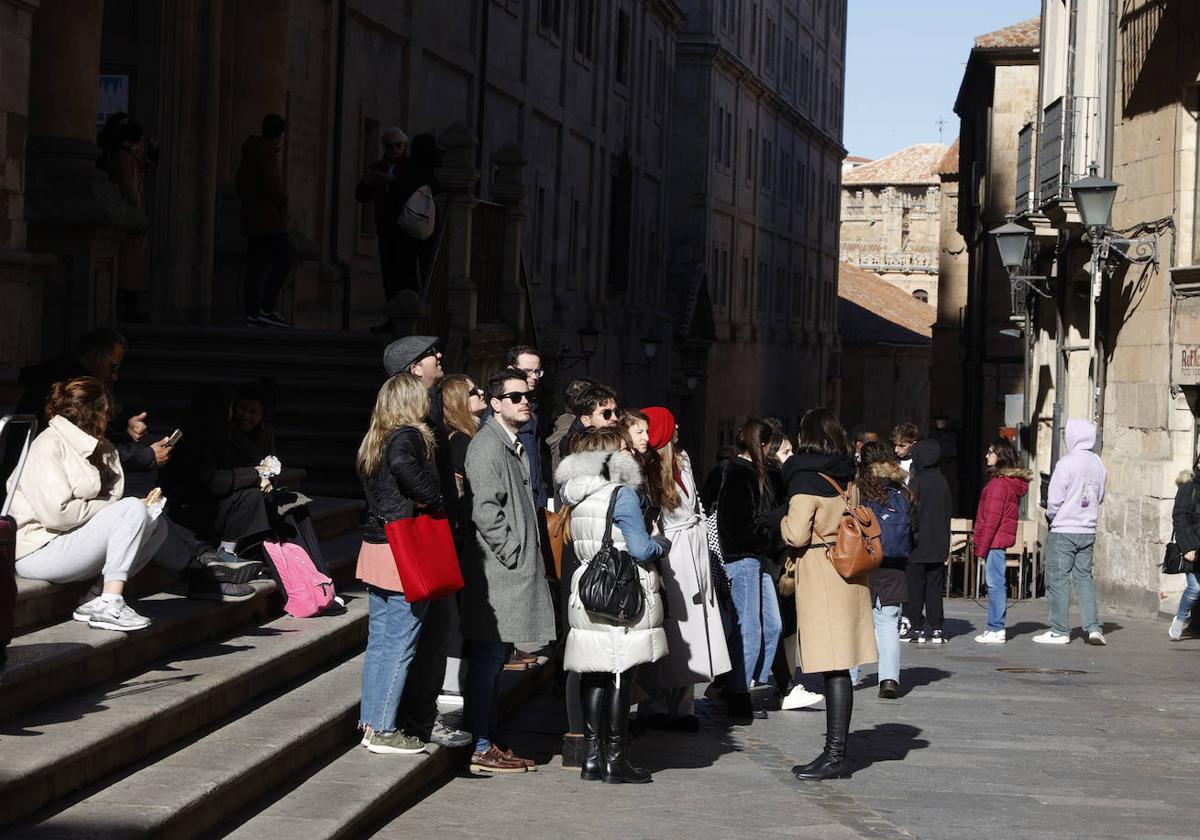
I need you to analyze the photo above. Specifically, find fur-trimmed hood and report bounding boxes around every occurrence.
[555,450,643,506]
[867,461,907,484]
[990,467,1033,481]
[1178,470,1200,487]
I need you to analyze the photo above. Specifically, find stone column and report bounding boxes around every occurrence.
[435,122,479,337]
[25,0,145,352]
[490,142,528,335]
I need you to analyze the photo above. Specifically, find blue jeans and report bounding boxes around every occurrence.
[360,586,428,733]
[985,548,1007,631]
[1045,532,1101,635]
[463,639,513,753]
[873,599,901,683]
[724,557,782,693]
[1175,573,1199,622]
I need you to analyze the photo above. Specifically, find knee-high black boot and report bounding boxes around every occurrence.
[793,670,853,780]
[581,675,606,781]
[602,671,652,784]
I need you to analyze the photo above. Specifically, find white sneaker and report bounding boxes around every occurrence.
[974,629,1006,645]
[1169,616,1186,641]
[437,693,465,708]
[87,598,151,632]
[780,684,824,710]
[1032,630,1071,645]
[1086,630,1106,646]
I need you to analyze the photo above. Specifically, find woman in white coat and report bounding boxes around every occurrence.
[636,407,731,731]
[556,428,669,785]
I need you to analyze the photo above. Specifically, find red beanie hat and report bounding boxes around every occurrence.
[642,406,676,451]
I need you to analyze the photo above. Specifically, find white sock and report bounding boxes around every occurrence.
[219,541,237,554]
[98,593,123,605]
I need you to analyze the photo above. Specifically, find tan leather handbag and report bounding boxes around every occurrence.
[818,474,883,580]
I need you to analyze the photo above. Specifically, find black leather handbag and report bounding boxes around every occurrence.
[1163,537,1194,575]
[577,489,645,624]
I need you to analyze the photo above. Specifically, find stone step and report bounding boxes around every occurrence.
[11,654,367,840]
[0,588,369,827]
[222,664,556,839]
[10,497,363,636]
[0,529,363,723]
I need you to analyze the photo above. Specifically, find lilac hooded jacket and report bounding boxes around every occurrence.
[1046,420,1107,534]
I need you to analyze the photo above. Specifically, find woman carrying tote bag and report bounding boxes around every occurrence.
[355,373,444,755]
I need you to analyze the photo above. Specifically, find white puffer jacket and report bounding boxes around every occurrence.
[557,450,667,675]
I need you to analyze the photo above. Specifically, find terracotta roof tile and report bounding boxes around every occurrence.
[974,16,1040,49]
[838,262,935,345]
[841,143,948,186]
[936,137,960,176]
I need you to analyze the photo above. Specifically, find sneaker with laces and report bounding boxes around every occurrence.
[1032,630,1070,645]
[198,548,263,584]
[71,587,105,622]
[366,730,426,755]
[87,599,151,632]
[973,629,1006,645]
[1086,630,1107,646]
[429,721,473,748]
[928,630,947,645]
[898,620,918,643]
[188,577,256,602]
[1169,616,1187,641]
[780,684,824,710]
[257,309,291,328]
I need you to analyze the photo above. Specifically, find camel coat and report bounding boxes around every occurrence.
[781,488,877,672]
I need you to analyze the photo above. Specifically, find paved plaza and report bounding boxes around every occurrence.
[381,598,1200,840]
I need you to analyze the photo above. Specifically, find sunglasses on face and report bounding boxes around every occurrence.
[109,361,121,372]
[469,387,486,398]
[496,392,532,404]
[600,408,622,421]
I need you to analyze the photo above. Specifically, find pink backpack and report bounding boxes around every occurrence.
[261,540,336,618]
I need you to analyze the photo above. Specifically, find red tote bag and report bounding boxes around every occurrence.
[384,512,464,602]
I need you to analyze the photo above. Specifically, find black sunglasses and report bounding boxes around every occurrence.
[495,391,532,404]
[600,407,622,420]
[469,386,486,398]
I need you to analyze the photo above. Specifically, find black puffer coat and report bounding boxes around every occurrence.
[1173,469,1200,556]
[362,427,442,544]
[702,457,781,561]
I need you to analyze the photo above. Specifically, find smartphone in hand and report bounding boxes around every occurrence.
[166,429,183,447]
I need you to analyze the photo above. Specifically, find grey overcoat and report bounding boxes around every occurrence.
[460,417,556,644]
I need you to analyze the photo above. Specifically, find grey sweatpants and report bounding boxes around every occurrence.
[15,497,166,585]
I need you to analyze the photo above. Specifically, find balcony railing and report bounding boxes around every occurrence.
[1031,95,1102,209]
[1038,97,1066,203]
[1016,122,1034,213]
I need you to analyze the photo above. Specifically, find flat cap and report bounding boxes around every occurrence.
[383,335,439,376]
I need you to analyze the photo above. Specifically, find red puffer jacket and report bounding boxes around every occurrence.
[973,469,1032,557]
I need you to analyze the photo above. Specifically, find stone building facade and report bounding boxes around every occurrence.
[1007,0,1200,617]
[669,0,847,462]
[949,16,1040,511]
[839,143,947,311]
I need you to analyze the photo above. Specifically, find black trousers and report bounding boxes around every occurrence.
[244,232,291,315]
[903,563,946,631]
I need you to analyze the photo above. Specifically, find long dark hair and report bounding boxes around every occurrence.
[987,437,1021,475]
[795,407,852,457]
[858,440,915,507]
[736,418,772,494]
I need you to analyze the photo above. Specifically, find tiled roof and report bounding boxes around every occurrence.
[841,143,949,186]
[838,262,935,346]
[974,16,1040,49]
[936,137,960,176]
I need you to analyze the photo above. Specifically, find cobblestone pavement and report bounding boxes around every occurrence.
[378,598,1200,840]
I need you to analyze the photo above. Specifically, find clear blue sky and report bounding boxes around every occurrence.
[843,0,1041,159]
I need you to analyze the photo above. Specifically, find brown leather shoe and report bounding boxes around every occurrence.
[497,746,537,770]
[512,649,539,664]
[469,745,527,774]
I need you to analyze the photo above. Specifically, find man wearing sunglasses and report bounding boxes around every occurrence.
[460,371,556,773]
[556,383,622,464]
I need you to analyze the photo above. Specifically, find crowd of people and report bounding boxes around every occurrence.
[7,320,1174,784]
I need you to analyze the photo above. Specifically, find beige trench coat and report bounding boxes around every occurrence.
[781,488,878,672]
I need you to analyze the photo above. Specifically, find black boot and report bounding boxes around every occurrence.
[580,676,606,781]
[793,670,852,780]
[601,671,651,784]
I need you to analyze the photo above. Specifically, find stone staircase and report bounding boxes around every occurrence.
[115,324,392,499]
[0,497,552,838]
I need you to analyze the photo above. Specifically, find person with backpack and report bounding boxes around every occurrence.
[780,408,876,781]
[972,438,1031,645]
[354,373,445,755]
[856,442,913,699]
[1169,452,1200,641]
[902,438,952,645]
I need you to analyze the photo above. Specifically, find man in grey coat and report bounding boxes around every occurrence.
[461,371,556,774]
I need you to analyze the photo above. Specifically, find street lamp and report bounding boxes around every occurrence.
[989,217,1033,273]
[560,327,602,370]
[1068,163,1120,232]
[623,336,661,372]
